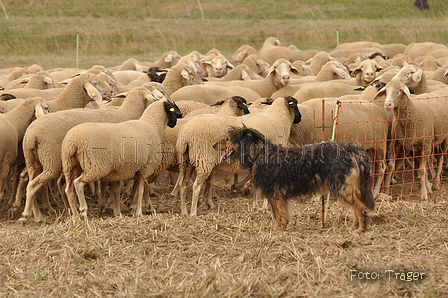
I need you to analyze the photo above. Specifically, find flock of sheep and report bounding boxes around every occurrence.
[1,37,448,227]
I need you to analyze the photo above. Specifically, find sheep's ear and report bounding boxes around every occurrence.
[19,78,30,84]
[334,67,349,79]
[239,49,248,60]
[164,54,173,63]
[411,69,423,82]
[181,69,189,79]
[151,89,166,101]
[352,65,362,76]
[212,100,225,106]
[290,65,300,75]
[226,62,235,70]
[59,78,72,84]
[401,85,412,99]
[241,70,251,81]
[43,76,54,84]
[373,87,387,100]
[83,82,102,101]
[261,98,274,105]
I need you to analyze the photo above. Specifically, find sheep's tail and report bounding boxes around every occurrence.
[357,151,375,211]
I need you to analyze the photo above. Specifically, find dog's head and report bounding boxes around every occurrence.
[213,126,266,164]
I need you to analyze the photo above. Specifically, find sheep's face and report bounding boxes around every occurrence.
[270,60,296,88]
[382,81,411,110]
[353,60,382,83]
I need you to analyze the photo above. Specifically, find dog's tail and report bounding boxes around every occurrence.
[358,151,375,211]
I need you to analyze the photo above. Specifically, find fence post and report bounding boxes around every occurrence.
[0,0,8,20]
[76,32,80,68]
[336,29,340,47]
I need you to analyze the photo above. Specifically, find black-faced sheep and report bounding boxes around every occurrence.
[176,96,301,216]
[62,100,182,220]
[17,84,165,223]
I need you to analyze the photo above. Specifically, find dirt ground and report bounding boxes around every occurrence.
[0,172,447,298]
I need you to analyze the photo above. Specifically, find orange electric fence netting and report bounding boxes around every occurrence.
[305,96,448,204]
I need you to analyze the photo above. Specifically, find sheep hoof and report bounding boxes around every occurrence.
[18,217,28,226]
[8,207,18,220]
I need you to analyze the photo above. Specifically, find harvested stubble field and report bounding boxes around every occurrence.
[1,173,448,298]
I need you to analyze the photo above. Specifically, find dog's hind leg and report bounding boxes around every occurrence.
[269,192,290,230]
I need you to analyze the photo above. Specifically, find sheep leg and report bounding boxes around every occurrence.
[64,174,79,218]
[73,175,89,220]
[204,172,215,210]
[133,177,144,217]
[98,181,108,212]
[432,142,448,191]
[144,179,155,213]
[418,145,432,201]
[383,141,399,195]
[57,174,69,209]
[179,163,194,216]
[20,176,47,223]
[190,176,207,216]
[110,181,121,216]
[7,164,21,206]
[8,168,28,219]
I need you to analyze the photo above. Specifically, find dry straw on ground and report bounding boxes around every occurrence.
[1,174,448,297]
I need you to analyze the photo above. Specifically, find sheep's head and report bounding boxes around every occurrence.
[269,59,299,88]
[284,96,302,124]
[203,54,235,78]
[392,65,424,91]
[352,59,383,83]
[375,79,411,110]
[164,101,182,128]
[84,74,114,101]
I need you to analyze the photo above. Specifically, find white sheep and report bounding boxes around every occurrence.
[5,71,56,90]
[205,64,255,82]
[161,63,204,96]
[205,58,299,98]
[241,54,270,78]
[307,51,335,75]
[141,50,182,69]
[288,97,389,199]
[202,54,235,78]
[272,61,350,99]
[0,64,43,88]
[178,52,208,78]
[258,37,295,65]
[351,59,383,86]
[176,96,302,216]
[170,84,261,106]
[403,42,448,59]
[427,67,448,84]
[231,45,258,64]
[62,100,181,220]
[374,79,448,200]
[0,97,50,204]
[109,58,143,71]
[161,96,251,191]
[292,81,361,104]
[15,84,168,223]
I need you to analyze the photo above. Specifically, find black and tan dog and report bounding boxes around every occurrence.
[214,126,375,232]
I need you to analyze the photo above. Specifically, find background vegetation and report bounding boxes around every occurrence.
[0,0,447,69]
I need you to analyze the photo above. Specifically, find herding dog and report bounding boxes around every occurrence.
[213,126,375,232]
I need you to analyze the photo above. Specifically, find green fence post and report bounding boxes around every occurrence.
[336,29,340,47]
[0,0,8,20]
